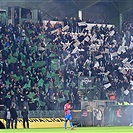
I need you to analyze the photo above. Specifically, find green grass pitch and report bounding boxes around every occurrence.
[0,127,133,133]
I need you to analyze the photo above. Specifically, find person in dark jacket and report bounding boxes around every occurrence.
[10,104,18,129]
[4,108,11,129]
[21,106,29,128]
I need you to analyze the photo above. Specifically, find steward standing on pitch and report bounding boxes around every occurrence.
[10,104,18,129]
[4,108,11,129]
[21,106,29,128]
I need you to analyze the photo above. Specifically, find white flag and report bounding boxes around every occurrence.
[104,83,111,89]
[71,47,79,54]
[62,25,69,31]
[78,22,87,26]
[84,36,90,42]
[74,41,80,47]
[64,54,71,62]
[122,58,128,64]
[94,61,99,67]
[95,55,103,60]
[109,30,115,36]
[129,39,133,49]
[122,38,126,46]
[51,29,59,34]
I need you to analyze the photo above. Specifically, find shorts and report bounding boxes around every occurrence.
[65,114,72,120]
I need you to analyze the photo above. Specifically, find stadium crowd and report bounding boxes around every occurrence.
[0,17,133,110]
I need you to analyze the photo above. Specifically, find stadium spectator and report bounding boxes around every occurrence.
[81,108,88,127]
[63,17,69,26]
[0,17,132,111]
[93,108,103,126]
[109,91,116,100]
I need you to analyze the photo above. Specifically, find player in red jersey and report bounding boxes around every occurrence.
[64,100,75,130]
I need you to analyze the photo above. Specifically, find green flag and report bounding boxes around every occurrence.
[22,62,26,67]
[39,101,46,107]
[51,72,58,77]
[23,80,31,88]
[53,44,58,50]
[38,34,46,39]
[46,72,51,78]
[0,68,2,74]
[71,81,75,88]
[42,67,46,74]
[20,75,23,80]
[27,92,35,99]
[26,66,32,71]
[27,80,31,88]
[30,76,36,81]
[51,59,58,71]
[0,63,2,74]
[1,13,6,19]
[13,51,19,57]
[10,43,14,48]
[11,90,14,95]
[32,61,46,68]
[5,94,11,99]
[23,84,27,89]
[45,44,53,50]
[7,56,17,64]
[26,37,30,42]
[28,29,34,34]
[57,83,63,89]
[20,53,26,60]
[45,38,51,44]
[4,46,9,52]
[64,90,69,95]
[30,57,33,62]
[49,82,53,88]
[49,53,56,58]
[60,64,65,69]
[74,73,78,77]
[32,97,39,103]
[38,78,44,87]
[12,74,23,81]
[58,98,65,103]
[31,45,37,54]
[5,80,11,86]
[45,84,49,93]
[12,74,19,81]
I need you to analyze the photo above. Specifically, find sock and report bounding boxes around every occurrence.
[64,122,67,129]
[70,122,73,128]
